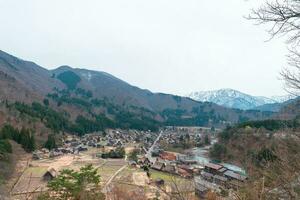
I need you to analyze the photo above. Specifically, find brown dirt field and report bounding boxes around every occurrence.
[132,172,149,186]
[30,155,75,171]
[97,159,126,184]
[10,149,107,198]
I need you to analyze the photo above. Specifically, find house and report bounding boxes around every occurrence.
[151,161,165,171]
[181,159,198,165]
[163,164,176,174]
[49,151,63,158]
[194,178,209,198]
[151,149,161,157]
[217,167,227,175]
[224,170,247,182]
[77,146,88,152]
[159,151,177,161]
[204,163,223,174]
[43,168,57,181]
[177,154,198,165]
[201,171,214,181]
[129,161,137,168]
[137,156,150,166]
[177,168,192,178]
[177,164,194,174]
[41,148,50,154]
[213,175,228,187]
[32,152,41,160]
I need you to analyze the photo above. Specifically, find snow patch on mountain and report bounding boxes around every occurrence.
[187,89,292,110]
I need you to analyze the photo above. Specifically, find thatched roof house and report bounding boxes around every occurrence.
[43,168,57,181]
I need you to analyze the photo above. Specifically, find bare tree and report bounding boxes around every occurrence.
[248,0,300,95]
[282,49,300,95]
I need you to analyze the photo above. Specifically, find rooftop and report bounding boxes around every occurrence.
[205,163,223,170]
[224,170,247,181]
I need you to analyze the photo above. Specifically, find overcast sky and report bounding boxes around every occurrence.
[0,0,289,97]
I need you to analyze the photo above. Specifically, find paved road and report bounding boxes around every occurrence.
[145,131,162,163]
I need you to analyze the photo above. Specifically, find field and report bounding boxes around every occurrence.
[9,146,196,200]
[10,147,126,199]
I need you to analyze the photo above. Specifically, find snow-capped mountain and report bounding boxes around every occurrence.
[187,89,292,110]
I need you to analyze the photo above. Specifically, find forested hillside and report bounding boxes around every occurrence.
[210,117,300,199]
[0,50,277,140]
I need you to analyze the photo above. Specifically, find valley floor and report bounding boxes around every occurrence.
[6,147,195,200]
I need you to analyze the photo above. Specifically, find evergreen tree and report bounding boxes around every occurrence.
[43,98,49,106]
[44,134,57,150]
[38,164,104,200]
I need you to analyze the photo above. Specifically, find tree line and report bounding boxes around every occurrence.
[0,124,35,153]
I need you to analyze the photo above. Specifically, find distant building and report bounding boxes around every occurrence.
[129,161,137,167]
[163,164,176,174]
[194,178,209,198]
[151,161,165,171]
[213,175,228,187]
[204,163,223,174]
[177,164,194,174]
[201,171,214,182]
[159,151,177,161]
[224,170,247,182]
[137,156,150,166]
[32,152,41,160]
[177,168,192,178]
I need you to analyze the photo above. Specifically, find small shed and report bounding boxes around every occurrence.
[177,164,194,174]
[129,161,137,167]
[32,153,41,160]
[43,168,57,181]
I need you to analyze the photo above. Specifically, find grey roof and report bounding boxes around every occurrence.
[218,167,227,173]
[213,175,228,182]
[44,168,57,178]
[201,171,214,178]
[152,162,165,170]
[205,163,223,170]
[129,161,137,165]
[224,170,247,181]
[164,164,176,173]
[195,181,209,192]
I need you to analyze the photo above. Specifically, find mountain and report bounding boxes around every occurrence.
[0,50,275,138]
[187,89,292,110]
[275,97,300,119]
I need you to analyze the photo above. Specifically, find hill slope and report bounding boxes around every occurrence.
[0,50,274,135]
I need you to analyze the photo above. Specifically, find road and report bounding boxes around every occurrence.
[103,164,127,193]
[145,131,162,163]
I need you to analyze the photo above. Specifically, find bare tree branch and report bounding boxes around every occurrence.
[248,0,300,95]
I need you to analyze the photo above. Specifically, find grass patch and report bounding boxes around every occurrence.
[149,169,179,182]
[24,167,48,177]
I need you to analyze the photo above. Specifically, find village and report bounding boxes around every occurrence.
[11,127,247,199]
